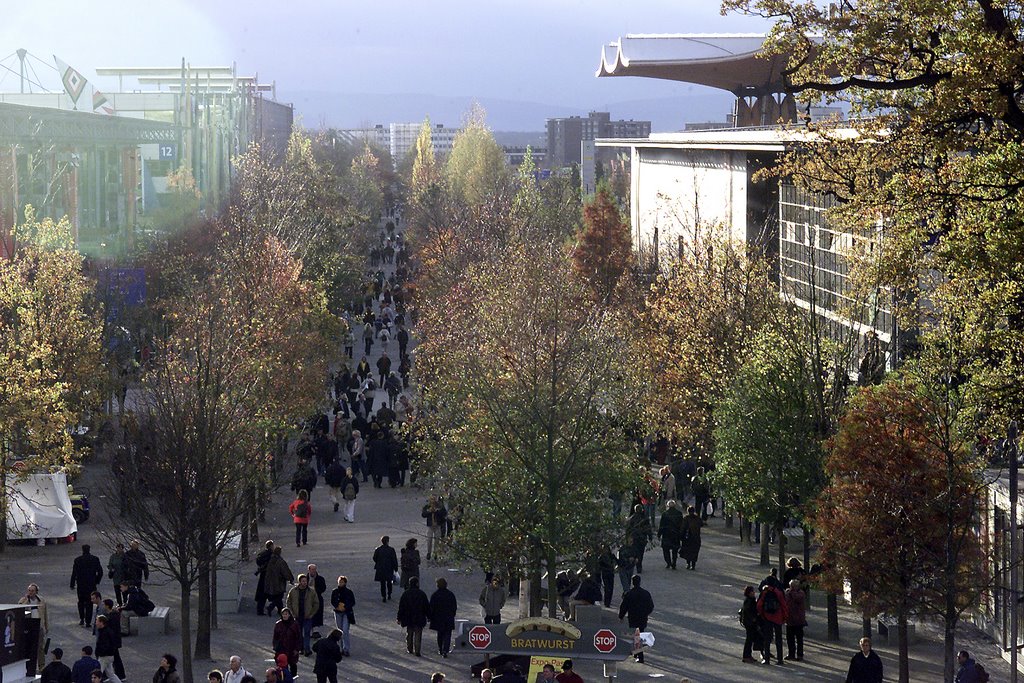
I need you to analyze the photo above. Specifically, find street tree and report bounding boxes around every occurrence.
[572,184,634,305]
[0,208,103,549]
[713,322,824,573]
[812,373,984,683]
[412,240,644,617]
[446,105,508,208]
[113,225,334,681]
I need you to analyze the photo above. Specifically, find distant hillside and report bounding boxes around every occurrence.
[280,90,735,133]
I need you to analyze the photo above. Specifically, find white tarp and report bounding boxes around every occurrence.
[6,472,77,540]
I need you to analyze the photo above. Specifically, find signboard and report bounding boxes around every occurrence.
[527,656,566,682]
[158,144,176,160]
[456,617,635,661]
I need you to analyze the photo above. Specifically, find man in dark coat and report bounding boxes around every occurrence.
[846,637,883,683]
[307,564,328,632]
[428,577,458,658]
[376,352,392,386]
[123,540,149,587]
[39,648,72,683]
[618,575,654,663]
[679,505,704,570]
[70,544,104,626]
[624,505,652,573]
[373,536,399,601]
[384,434,401,488]
[366,432,389,489]
[597,546,617,607]
[657,501,684,570]
[397,576,430,656]
[291,460,318,499]
[254,540,275,615]
[311,629,342,683]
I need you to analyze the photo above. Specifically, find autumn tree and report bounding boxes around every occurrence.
[812,372,984,683]
[640,223,776,457]
[446,105,508,208]
[412,239,644,617]
[572,184,633,304]
[0,208,104,549]
[713,322,824,572]
[112,222,335,682]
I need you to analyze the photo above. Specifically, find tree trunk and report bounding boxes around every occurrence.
[943,586,958,682]
[724,500,733,529]
[195,558,212,659]
[862,613,872,639]
[776,521,785,578]
[744,519,753,546]
[759,522,770,566]
[545,550,558,620]
[827,592,840,641]
[180,582,194,683]
[897,611,909,683]
[803,527,811,610]
[211,565,218,630]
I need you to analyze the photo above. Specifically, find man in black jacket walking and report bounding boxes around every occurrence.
[397,576,430,656]
[428,578,458,658]
[71,545,103,627]
[618,575,654,663]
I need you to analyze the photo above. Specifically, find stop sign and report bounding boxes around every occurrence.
[594,628,617,654]
[468,624,492,649]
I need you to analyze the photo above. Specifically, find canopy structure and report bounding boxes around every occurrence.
[597,33,799,97]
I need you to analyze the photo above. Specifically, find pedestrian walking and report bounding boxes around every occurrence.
[100,600,126,678]
[616,546,636,593]
[330,576,356,657]
[286,574,320,656]
[373,536,399,602]
[376,352,391,387]
[71,544,104,627]
[223,657,249,683]
[254,540,275,616]
[40,648,71,683]
[597,545,616,607]
[397,576,430,656]
[339,468,359,522]
[272,609,302,678]
[362,324,373,355]
[107,543,127,606]
[740,585,761,663]
[400,539,421,589]
[657,501,683,570]
[785,579,807,661]
[366,430,388,488]
[19,582,49,669]
[123,540,150,586]
[756,581,788,665]
[152,654,181,683]
[479,576,506,625]
[422,496,448,561]
[625,505,652,574]
[659,465,677,503]
[289,490,312,548]
[429,577,458,658]
[71,647,100,683]
[290,460,317,501]
[311,629,342,683]
[94,615,123,683]
[618,575,654,663]
[306,564,327,637]
[679,505,704,570]
[263,547,293,618]
[845,637,883,682]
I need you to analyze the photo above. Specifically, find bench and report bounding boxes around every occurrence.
[876,615,915,644]
[128,606,171,636]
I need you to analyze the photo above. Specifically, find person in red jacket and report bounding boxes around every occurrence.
[289,491,312,548]
[756,582,788,666]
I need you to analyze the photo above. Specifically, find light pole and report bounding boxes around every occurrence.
[1010,420,1020,683]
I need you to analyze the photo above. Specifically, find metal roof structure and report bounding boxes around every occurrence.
[0,101,176,145]
[597,33,802,96]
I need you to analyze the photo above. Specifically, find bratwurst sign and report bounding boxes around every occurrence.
[456,617,634,660]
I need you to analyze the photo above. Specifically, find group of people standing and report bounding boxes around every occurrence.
[739,562,808,666]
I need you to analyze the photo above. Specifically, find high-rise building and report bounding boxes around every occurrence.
[545,112,650,169]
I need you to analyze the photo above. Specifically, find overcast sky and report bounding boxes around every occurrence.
[1,1,771,117]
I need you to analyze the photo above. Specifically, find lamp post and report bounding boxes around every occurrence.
[1010,420,1020,683]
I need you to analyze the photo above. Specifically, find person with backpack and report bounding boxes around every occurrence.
[118,582,155,616]
[757,581,788,666]
[400,538,421,589]
[263,547,294,618]
[339,468,359,523]
[955,649,988,683]
[290,491,312,548]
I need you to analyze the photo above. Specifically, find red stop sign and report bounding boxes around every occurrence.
[468,625,492,649]
[594,628,617,653]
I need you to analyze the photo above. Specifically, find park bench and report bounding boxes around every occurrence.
[876,615,916,644]
[127,606,171,636]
